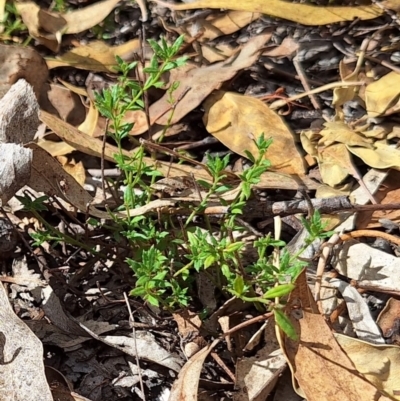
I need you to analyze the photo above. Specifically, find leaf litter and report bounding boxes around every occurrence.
[2,1,400,400]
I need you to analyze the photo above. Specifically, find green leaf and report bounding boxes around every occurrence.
[274,308,298,340]
[146,294,160,307]
[233,275,245,295]
[263,284,295,299]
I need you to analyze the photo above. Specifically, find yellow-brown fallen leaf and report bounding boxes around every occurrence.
[335,333,400,401]
[39,110,319,190]
[279,270,393,401]
[56,156,86,187]
[365,71,400,117]
[17,0,121,52]
[203,91,305,174]
[153,0,382,26]
[46,39,141,72]
[318,143,353,187]
[348,140,400,170]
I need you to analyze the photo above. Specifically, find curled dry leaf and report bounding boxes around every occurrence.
[17,0,121,51]
[153,0,383,26]
[169,339,220,401]
[280,270,391,401]
[365,71,400,118]
[203,91,305,174]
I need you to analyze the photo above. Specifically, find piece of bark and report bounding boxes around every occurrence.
[0,144,32,206]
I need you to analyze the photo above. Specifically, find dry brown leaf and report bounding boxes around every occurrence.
[281,270,392,401]
[365,71,400,117]
[17,0,121,51]
[169,339,220,400]
[153,0,383,26]
[78,101,99,137]
[63,0,120,34]
[318,143,353,187]
[39,110,320,191]
[319,121,374,148]
[149,31,272,125]
[335,334,400,401]
[37,139,76,157]
[46,39,141,72]
[56,156,86,187]
[378,298,400,346]
[203,91,305,174]
[44,83,86,126]
[27,143,111,219]
[348,140,400,170]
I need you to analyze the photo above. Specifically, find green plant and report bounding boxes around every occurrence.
[0,3,27,38]
[94,33,333,337]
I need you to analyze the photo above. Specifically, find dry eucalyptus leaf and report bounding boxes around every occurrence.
[0,144,32,206]
[0,283,53,401]
[27,143,111,219]
[318,143,354,187]
[46,39,141,72]
[281,270,391,401]
[348,140,400,170]
[169,339,220,401]
[149,31,272,125]
[203,91,305,174]
[153,0,383,26]
[0,46,48,100]
[17,0,121,51]
[16,2,65,52]
[335,333,400,401]
[365,71,400,118]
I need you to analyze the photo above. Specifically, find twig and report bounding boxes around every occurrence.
[123,292,146,401]
[293,55,321,110]
[339,229,400,246]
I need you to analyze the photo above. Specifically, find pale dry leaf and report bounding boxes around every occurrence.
[0,0,5,34]
[46,39,142,72]
[0,282,53,401]
[328,278,385,344]
[149,31,272,125]
[365,71,400,118]
[332,240,400,293]
[0,145,32,206]
[203,91,305,174]
[63,0,120,34]
[318,143,353,187]
[78,100,98,137]
[153,0,383,26]
[169,339,220,400]
[335,333,400,401]
[37,139,76,157]
[348,140,400,170]
[77,323,183,372]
